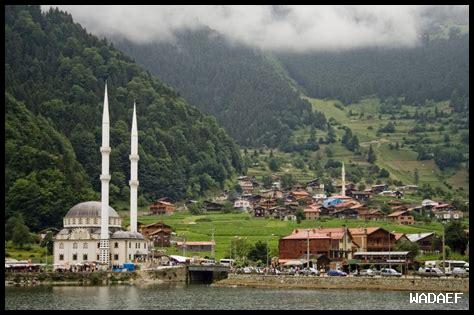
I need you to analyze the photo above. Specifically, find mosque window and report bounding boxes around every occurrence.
[86,218,90,224]
[114,242,119,248]
[83,243,88,249]
[144,243,146,249]
[73,242,78,249]
[129,255,131,260]
[128,242,131,249]
[79,218,83,225]
[72,254,77,261]
[94,218,98,224]
[59,243,64,249]
[114,254,119,260]
[97,255,100,261]
[83,254,88,261]
[138,243,140,249]
[97,242,100,248]
[59,254,64,261]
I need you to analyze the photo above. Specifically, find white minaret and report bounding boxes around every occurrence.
[99,83,111,268]
[341,162,346,197]
[129,102,139,233]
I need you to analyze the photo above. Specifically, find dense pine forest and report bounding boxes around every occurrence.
[115,29,328,148]
[276,30,469,106]
[5,5,242,231]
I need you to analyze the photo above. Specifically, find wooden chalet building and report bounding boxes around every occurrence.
[140,222,173,247]
[279,227,357,263]
[358,208,385,221]
[203,200,224,211]
[149,198,175,215]
[351,191,372,202]
[349,227,396,252]
[387,210,414,225]
[406,232,438,253]
[304,203,321,220]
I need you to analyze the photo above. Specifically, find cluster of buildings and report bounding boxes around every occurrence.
[231,164,464,225]
[278,226,441,270]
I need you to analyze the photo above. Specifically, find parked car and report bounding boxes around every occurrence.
[359,269,376,277]
[201,259,216,266]
[381,268,402,277]
[418,267,444,277]
[243,267,253,274]
[464,263,469,273]
[327,269,347,277]
[300,267,319,276]
[452,267,468,278]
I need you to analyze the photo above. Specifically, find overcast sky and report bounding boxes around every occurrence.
[42,5,468,52]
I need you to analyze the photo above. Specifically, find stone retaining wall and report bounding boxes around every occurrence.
[214,274,469,292]
[5,266,187,286]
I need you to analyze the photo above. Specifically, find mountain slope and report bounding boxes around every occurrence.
[5,5,243,231]
[114,29,327,148]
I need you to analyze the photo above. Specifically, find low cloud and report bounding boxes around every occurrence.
[42,5,468,52]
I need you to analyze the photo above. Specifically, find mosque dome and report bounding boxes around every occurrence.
[63,201,121,228]
[65,201,119,218]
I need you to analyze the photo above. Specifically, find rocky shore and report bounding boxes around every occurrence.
[213,274,469,292]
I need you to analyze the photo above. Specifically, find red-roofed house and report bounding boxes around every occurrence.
[387,210,414,225]
[304,204,321,220]
[278,227,356,263]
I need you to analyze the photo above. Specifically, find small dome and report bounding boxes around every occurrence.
[65,201,119,218]
[111,231,144,239]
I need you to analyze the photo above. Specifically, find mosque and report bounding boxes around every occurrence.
[53,84,149,270]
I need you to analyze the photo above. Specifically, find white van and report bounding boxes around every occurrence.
[219,259,235,267]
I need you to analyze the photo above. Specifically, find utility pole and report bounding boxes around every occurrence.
[211,228,215,261]
[388,230,391,270]
[442,224,446,275]
[307,229,310,269]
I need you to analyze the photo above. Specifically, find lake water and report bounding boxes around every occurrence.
[5,284,469,310]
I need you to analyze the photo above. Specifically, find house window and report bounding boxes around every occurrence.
[59,254,64,261]
[114,242,119,248]
[59,242,64,249]
[83,243,88,249]
[83,254,88,261]
[114,254,119,260]
[73,242,78,249]
[73,254,77,261]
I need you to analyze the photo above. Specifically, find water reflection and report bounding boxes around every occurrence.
[6,285,469,310]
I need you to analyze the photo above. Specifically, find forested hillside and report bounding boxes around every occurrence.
[5,5,242,231]
[276,30,469,106]
[114,29,328,148]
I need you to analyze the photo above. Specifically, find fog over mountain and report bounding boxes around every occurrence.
[42,5,468,52]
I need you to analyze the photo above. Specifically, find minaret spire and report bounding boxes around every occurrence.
[99,82,111,268]
[129,102,139,233]
[341,161,346,197]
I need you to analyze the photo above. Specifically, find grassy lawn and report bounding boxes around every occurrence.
[5,241,48,263]
[121,211,467,261]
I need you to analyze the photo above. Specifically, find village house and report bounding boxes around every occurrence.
[260,188,284,199]
[351,191,372,202]
[140,222,173,247]
[149,198,175,215]
[304,203,321,220]
[405,232,438,253]
[306,178,325,194]
[357,208,385,221]
[387,210,414,225]
[349,227,396,252]
[279,227,357,264]
[233,198,251,211]
[330,202,361,219]
[289,189,313,205]
[372,184,388,194]
[252,205,266,218]
[203,200,224,211]
[312,193,327,202]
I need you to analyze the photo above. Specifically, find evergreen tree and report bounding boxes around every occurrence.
[367,144,376,164]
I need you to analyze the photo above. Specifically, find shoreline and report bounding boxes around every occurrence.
[212,274,469,293]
